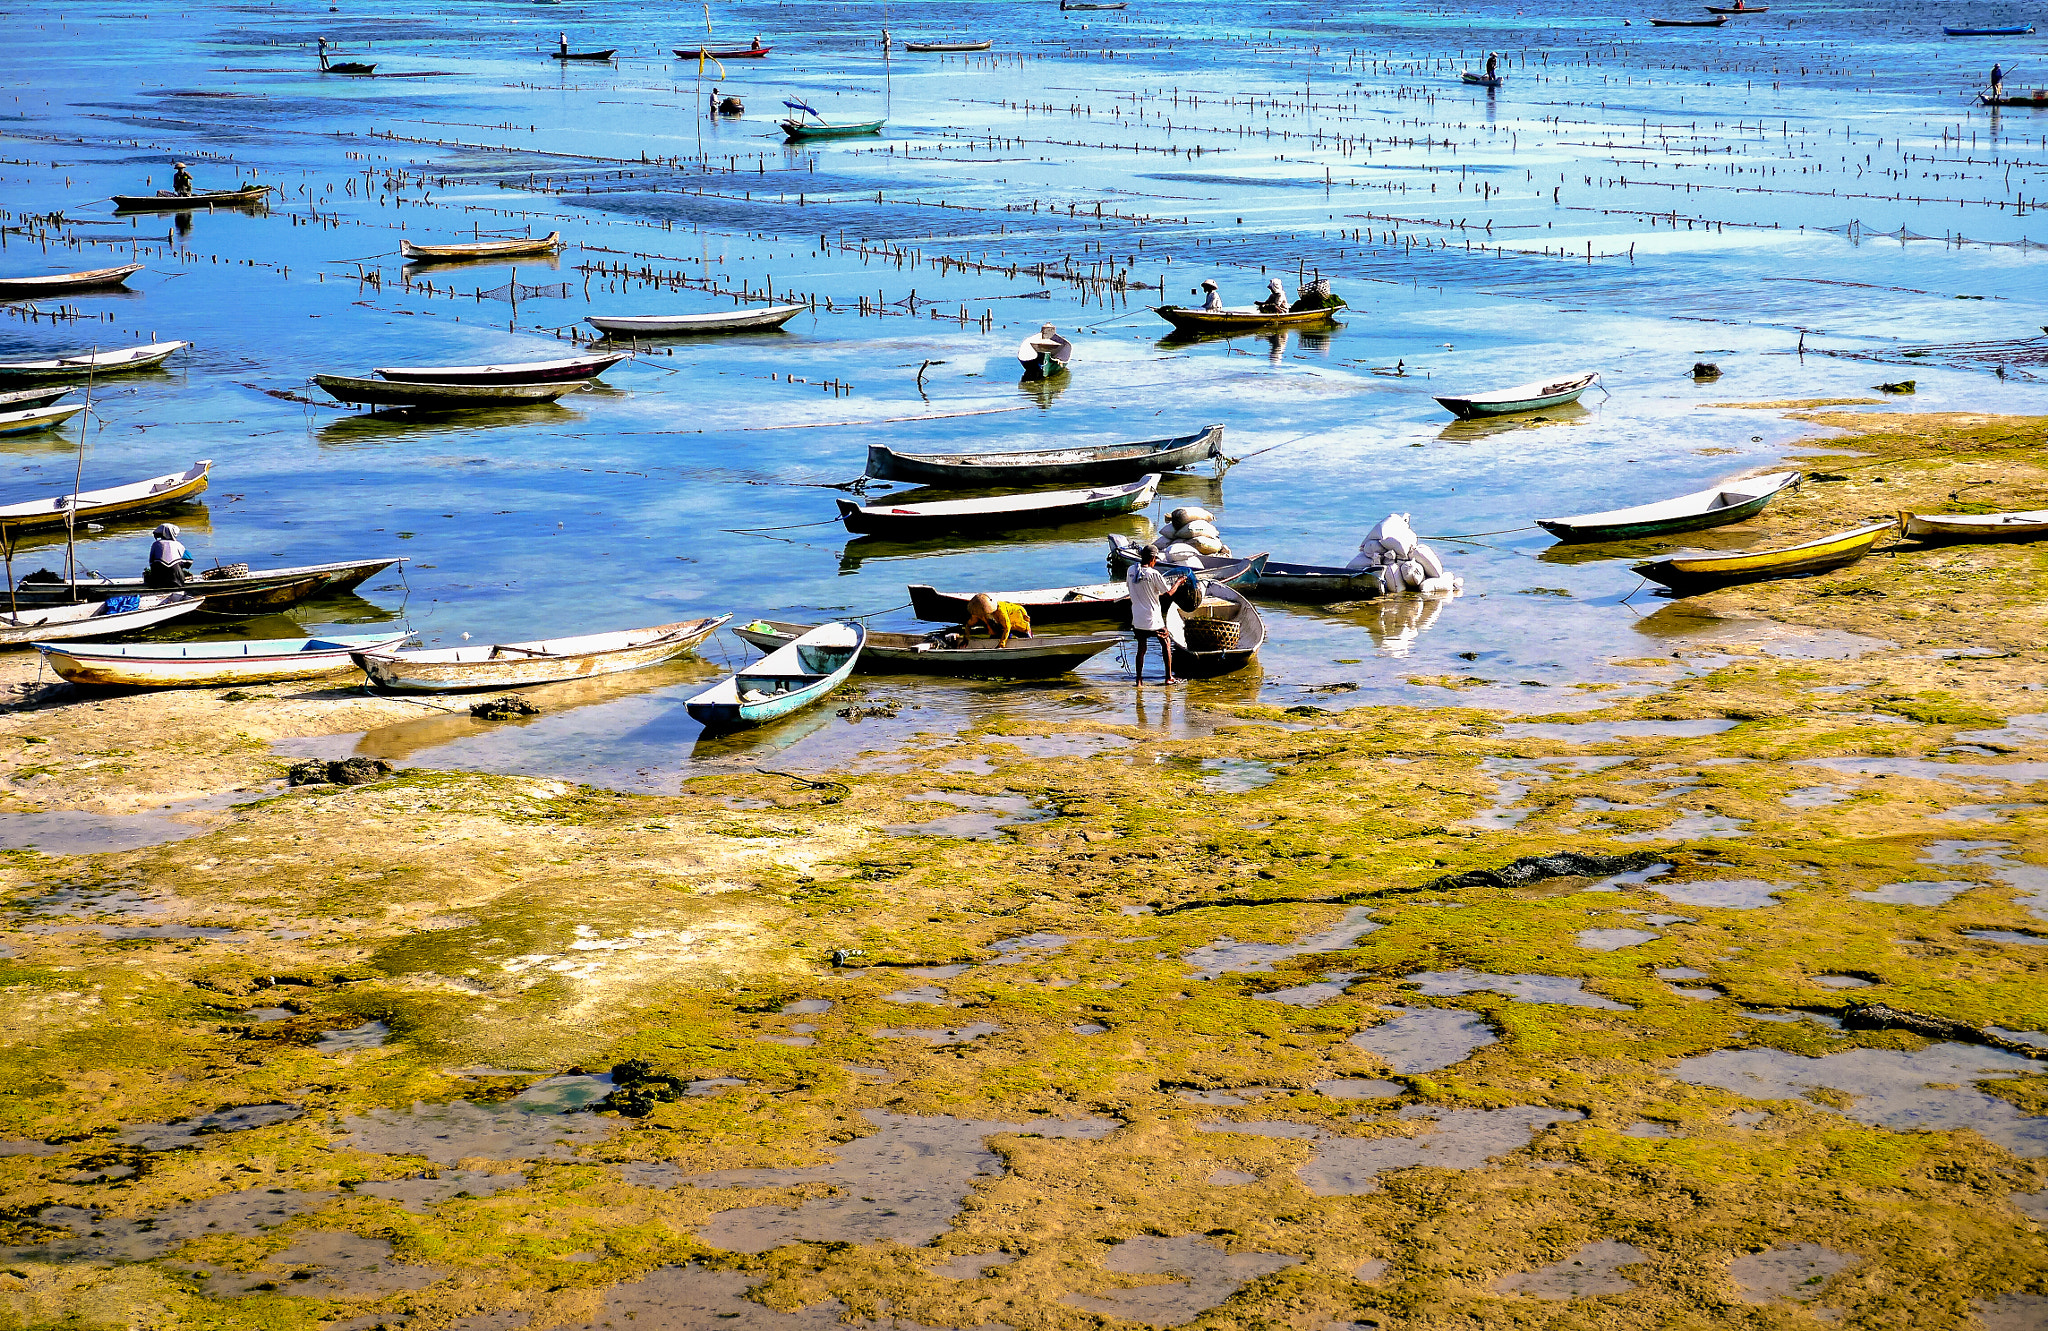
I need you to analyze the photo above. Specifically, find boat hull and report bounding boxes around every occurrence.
[0,461,210,532]
[314,374,588,407]
[37,633,410,687]
[1252,560,1382,600]
[0,388,73,411]
[732,620,1119,677]
[11,556,402,608]
[0,593,199,647]
[1166,583,1264,678]
[674,47,773,57]
[0,341,189,382]
[552,49,616,60]
[398,232,563,262]
[0,264,144,298]
[685,623,863,727]
[0,404,86,437]
[373,352,626,384]
[1947,25,2032,34]
[1461,72,1504,86]
[1632,521,1895,592]
[356,616,728,692]
[903,41,992,51]
[1436,372,1599,419]
[866,425,1223,487]
[838,475,1159,538]
[1154,304,1341,334]
[1900,508,2048,541]
[780,119,885,140]
[910,556,1264,625]
[586,304,807,336]
[1538,470,1799,542]
[113,187,270,211]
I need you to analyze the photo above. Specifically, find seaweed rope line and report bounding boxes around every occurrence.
[721,517,840,534]
[1219,430,1317,465]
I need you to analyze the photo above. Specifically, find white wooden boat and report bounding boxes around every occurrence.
[0,341,190,382]
[373,351,628,385]
[398,231,563,261]
[0,387,73,412]
[1018,324,1073,376]
[0,263,144,298]
[355,616,729,691]
[0,593,199,647]
[684,621,864,728]
[314,374,590,408]
[0,404,86,437]
[1538,470,1800,542]
[838,473,1160,537]
[1105,535,1364,601]
[36,632,411,687]
[1434,370,1599,419]
[867,425,1221,488]
[1166,582,1265,677]
[586,304,807,336]
[732,618,1120,678]
[11,555,399,610]
[0,461,209,532]
[903,40,993,51]
[1900,508,2048,541]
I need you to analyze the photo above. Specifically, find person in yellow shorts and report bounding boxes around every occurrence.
[964,593,1032,648]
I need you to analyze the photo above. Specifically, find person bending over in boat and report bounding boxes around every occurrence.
[143,523,190,589]
[963,593,1032,648]
[1256,277,1290,314]
[1127,546,1184,686]
[172,162,193,196]
[1197,278,1223,311]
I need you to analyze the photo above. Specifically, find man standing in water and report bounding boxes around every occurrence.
[1127,545,1183,685]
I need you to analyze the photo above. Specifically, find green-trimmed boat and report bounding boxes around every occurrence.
[1538,469,1799,543]
[780,117,884,141]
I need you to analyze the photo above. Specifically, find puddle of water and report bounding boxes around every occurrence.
[1669,985,1722,1000]
[512,1074,616,1112]
[1404,970,1633,1011]
[1975,1293,2048,1330]
[5,1186,336,1263]
[1182,906,1379,980]
[1202,1104,1584,1195]
[1493,1240,1648,1299]
[1811,975,1874,989]
[998,733,1135,759]
[1176,1088,1286,1107]
[1577,928,1661,952]
[1729,1110,1772,1128]
[1782,786,1853,809]
[884,792,1052,840]
[1655,967,1709,980]
[1062,1234,1299,1328]
[1853,880,1975,906]
[989,932,1069,964]
[1206,1168,1260,1186]
[874,1023,1001,1046]
[1671,1044,2048,1156]
[1349,1008,1499,1074]
[1315,1080,1403,1102]
[314,1020,390,1054]
[1461,756,1630,831]
[1967,930,2048,945]
[907,963,974,979]
[1497,719,1738,744]
[1622,1123,1678,1139]
[686,1109,1116,1252]
[883,985,952,1006]
[1729,1243,1854,1305]
[2011,1191,2048,1222]
[192,1230,449,1299]
[1198,758,1277,794]
[782,999,833,1015]
[688,1077,750,1096]
[1645,879,1791,910]
[118,1102,303,1151]
[494,1263,863,1330]
[931,1251,1017,1280]
[0,1140,66,1158]
[0,788,267,855]
[247,1007,294,1022]
[1254,972,1359,1007]
[1071,1022,1108,1035]
[354,1170,527,1211]
[1355,1258,1390,1283]
[758,1035,815,1048]
[333,1095,615,1165]
[1932,802,2044,824]
[1617,812,1750,842]
[1991,1029,2048,1050]
[1797,757,2048,785]
[1953,715,2048,748]
[1924,842,2048,920]
[1586,864,1673,892]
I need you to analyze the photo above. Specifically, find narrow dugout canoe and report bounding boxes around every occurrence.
[1946,24,2033,34]
[1899,507,2048,540]
[1979,92,2048,106]
[0,263,144,298]
[0,387,74,411]
[780,119,885,141]
[355,615,729,691]
[838,474,1160,538]
[398,231,563,261]
[586,303,807,336]
[1110,538,1378,601]
[909,555,1265,625]
[1632,521,1895,592]
[11,556,402,608]
[732,618,1122,677]
[113,186,270,210]
[0,341,189,381]
[0,593,200,647]
[684,621,864,728]
[0,404,87,437]
[1538,469,1800,542]
[1434,370,1599,419]
[0,461,209,533]
[36,632,412,687]
[673,45,774,57]
[373,351,627,384]
[1649,15,1728,24]
[866,425,1223,488]
[1153,305,1341,334]
[1462,72,1505,86]
[314,374,590,407]
[903,40,993,50]
[551,48,616,60]
[1166,583,1265,678]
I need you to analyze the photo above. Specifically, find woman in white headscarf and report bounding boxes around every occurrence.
[144,523,189,588]
[1256,276,1289,314]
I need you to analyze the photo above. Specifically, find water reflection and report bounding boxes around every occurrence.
[316,402,582,445]
[1436,400,1591,442]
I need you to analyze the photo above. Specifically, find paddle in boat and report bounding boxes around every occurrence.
[0,404,87,437]
[732,618,1122,678]
[1649,15,1728,25]
[1946,23,2034,34]
[37,632,413,688]
[909,555,1265,626]
[0,387,75,412]
[837,474,1160,538]
[1105,535,1370,602]
[372,351,627,385]
[586,304,807,337]
[0,342,190,382]
[355,616,730,692]
[903,39,993,51]
[0,461,209,534]
[867,424,1223,488]
[684,621,864,728]
[1018,324,1073,378]
[1632,521,1896,592]
[0,593,200,648]
[1154,304,1342,335]
[778,98,884,140]
[112,186,270,211]
[0,264,144,299]
[1538,470,1800,542]
[1434,370,1599,419]
[1899,507,2048,541]
[673,44,773,58]
[314,374,590,408]
[1166,583,1265,678]
[397,231,563,262]
[11,556,404,611]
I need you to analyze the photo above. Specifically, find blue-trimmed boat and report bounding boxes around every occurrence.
[685,621,865,728]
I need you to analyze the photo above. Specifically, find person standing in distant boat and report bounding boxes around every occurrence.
[143,524,189,589]
[171,162,193,196]
[1198,278,1223,311]
[1993,63,2006,99]
[1127,545,1183,685]
[1485,52,1498,79]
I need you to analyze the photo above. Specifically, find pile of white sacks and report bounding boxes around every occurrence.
[1155,506,1231,561]
[1345,513,1464,596]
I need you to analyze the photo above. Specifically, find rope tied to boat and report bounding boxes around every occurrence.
[1423,526,1537,540]
[720,517,840,534]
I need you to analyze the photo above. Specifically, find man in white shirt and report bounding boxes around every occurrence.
[1126,545,1184,685]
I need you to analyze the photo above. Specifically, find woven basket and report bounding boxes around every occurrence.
[199,562,251,581]
[1183,617,1240,652]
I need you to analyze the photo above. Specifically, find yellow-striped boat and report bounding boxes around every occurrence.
[1632,520,1895,592]
[1153,304,1342,335]
[0,461,210,533]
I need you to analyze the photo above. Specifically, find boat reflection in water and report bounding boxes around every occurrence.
[316,402,580,447]
[1436,400,1591,443]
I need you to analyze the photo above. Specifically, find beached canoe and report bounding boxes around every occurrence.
[0,341,190,382]
[1434,370,1599,419]
[1167,583,1265,678]
[780,118,885,140]
[37,631,412,688]
[838,474,1160,538]
[1106,536,1372,601]
[586,304,807,336]
[0,593,199,648]
[1462,71,1505,86]
[0,263,144,299]
[733,618,1122,678]
[1946,23,2033,34]
[1899,507,2048,541]
[685,621,864,728]
[0,387,74,412]
[372,351,627,385]
[674,45,773,58]
[113,186,270,211]
[10,555,403,610]
[1154,305,1342,335]
[1632,521,1895,592]
[0,461,209,534]
[909,555,1265,626]
[398,231,563,262]
[0,404,87,437]
[356,616,728,692]
[1650,15,1728,25]
[903,40,993,51]
[1538,469,1800,542]
[866,425,1223,488]
[314,374,590,408]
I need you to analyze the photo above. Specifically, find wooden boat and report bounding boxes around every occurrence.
[1899,507,2048,541]
[867,424,1223,488]
[684,621,864,728]
[1946,23,2033,34]
[356,616,728,692]
[1061,2,1128,9]
[37,631,411,687]
[1632,521,1896,592]
[1650,15,1727,24]
[1018,325,1073,377]
[586,303,806,336]
[1979,91,2048,106]
[113,186,270,210]
[0,404,87,437]
[1166,582,1265,678]
[0,263,144,299]
[903,40,993,51]
[909,556,1265,625]
[0,593,200,648]
[11,555,402,609]
[398,231,563,262]
[1704,4,1766,10]
[837,474,1160,537]
[0,461,209,533]
[1434,370,1598,419]
[1462,71,1505,87]
[732,618,1121,678]
[1154,304,1341,335]
[373,351,627,385]
[551,45,616,60]
[321,60,377,73]
[673,45,773,58]
[780,118,885,141]
[0,341,189,382]
[314,374,590,408]
[1538,469,1799,543]
[0,387,74,411]
[1105,535,1370,601]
